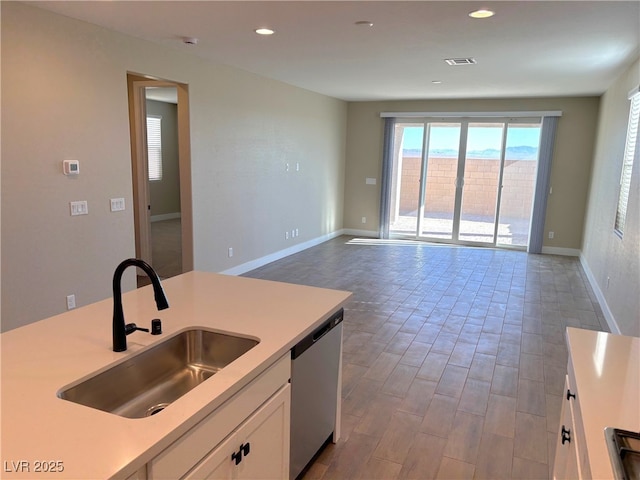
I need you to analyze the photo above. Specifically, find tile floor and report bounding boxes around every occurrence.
[138,218,183,287]
[244,236,609,479]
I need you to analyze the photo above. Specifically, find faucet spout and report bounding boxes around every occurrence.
[112,258,169,352]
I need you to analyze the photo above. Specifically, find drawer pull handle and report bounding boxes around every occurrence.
[561,425,571,444]
[566,389,576,401]
[231,443,251,466]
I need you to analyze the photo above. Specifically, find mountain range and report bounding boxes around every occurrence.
[403,146,538,160]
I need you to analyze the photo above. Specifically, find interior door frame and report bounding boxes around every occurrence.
[126,73,194,275]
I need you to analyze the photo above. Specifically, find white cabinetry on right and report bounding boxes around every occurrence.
[554,328,640,480]
[553,374,589,479]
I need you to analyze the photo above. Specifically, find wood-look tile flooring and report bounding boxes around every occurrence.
[151,218,182,279]
[138,218,182,287]
[244,236,608,479]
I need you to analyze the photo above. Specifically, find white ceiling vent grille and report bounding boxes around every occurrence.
[444,58,477,66]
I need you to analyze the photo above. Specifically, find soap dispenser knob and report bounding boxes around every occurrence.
[151,319,162,335]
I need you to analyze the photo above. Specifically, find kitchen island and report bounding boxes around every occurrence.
[1,271,351,479]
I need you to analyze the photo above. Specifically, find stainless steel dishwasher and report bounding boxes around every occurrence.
[290,308,343,480]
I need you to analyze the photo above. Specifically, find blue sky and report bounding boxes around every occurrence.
[403,125,541,151]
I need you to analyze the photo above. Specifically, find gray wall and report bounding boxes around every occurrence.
[146,99,181,218]
[1,3,347,331]
[582,59,640,337]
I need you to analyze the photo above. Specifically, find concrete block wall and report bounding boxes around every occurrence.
[392,154,536,220]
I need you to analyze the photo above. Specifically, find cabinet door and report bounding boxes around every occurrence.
[553,376,579,480]
[185,384,290,480]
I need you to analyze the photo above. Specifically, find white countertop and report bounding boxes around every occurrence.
[566,327,640,479]
[0,271,351,479]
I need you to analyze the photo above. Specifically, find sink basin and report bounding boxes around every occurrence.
[58,328,259,418]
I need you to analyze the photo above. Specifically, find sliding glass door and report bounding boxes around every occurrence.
[388,118,541,248]
[388,123,424,235]
[497,123,541,246]
[419,123,460,240]
[459,123,505,244]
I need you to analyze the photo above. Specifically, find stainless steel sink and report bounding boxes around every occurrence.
[58,329,259,418]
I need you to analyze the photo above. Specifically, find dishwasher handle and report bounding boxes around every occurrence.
[312,322,332,342]
[291,308,343,359]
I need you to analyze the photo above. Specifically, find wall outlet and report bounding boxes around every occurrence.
[66,294,76,310]
[285,231,289,240]
[548,231,554,239]
[228,247,233,258]
[362,217,367,224]
[295,228,299,237]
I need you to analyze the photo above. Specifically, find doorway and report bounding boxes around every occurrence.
[126,73,194,286]
[388,118,541,248]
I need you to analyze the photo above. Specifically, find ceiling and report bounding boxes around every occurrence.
[27,1,640,102]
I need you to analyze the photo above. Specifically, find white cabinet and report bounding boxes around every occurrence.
[552,367,592,479]
[185,384,290,479]
[148,353,290,480]
[553,376,579,480]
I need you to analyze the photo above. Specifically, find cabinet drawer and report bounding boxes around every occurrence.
[149,354,290,480]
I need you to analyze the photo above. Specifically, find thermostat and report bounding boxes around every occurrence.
[63,160,79,176]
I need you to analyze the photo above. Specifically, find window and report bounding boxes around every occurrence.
[146,115,162,181]
[614,88,640,236]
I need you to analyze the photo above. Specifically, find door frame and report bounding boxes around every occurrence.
[126,73,194,275]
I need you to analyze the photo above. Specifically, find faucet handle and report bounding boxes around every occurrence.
[124,323,150,335]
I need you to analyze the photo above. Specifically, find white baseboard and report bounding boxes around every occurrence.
[151,212,181,222]
[541,246,581,257]
[579,254,621,334]
[341,228,379,237]
[220,230,346,276]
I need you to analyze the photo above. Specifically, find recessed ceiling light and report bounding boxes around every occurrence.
[255,28,275,35]
[432,80,442,84]
[354,20,374,27]
[469,9,495,19]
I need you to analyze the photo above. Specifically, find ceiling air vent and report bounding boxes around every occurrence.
[444,58,477,66]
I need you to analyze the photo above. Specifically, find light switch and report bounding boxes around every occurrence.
[366,177,377,185]
[110,198,125,212]
[70,201,88,216]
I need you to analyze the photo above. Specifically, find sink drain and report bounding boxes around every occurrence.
[145,403,170,417]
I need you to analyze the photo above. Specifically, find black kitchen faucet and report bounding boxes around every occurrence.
[112,258,169,352]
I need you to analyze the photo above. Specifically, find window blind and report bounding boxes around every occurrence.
[146,115,163,181]
[527,115,559,254]
[614,89,640,236]
[379,117,396,238]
